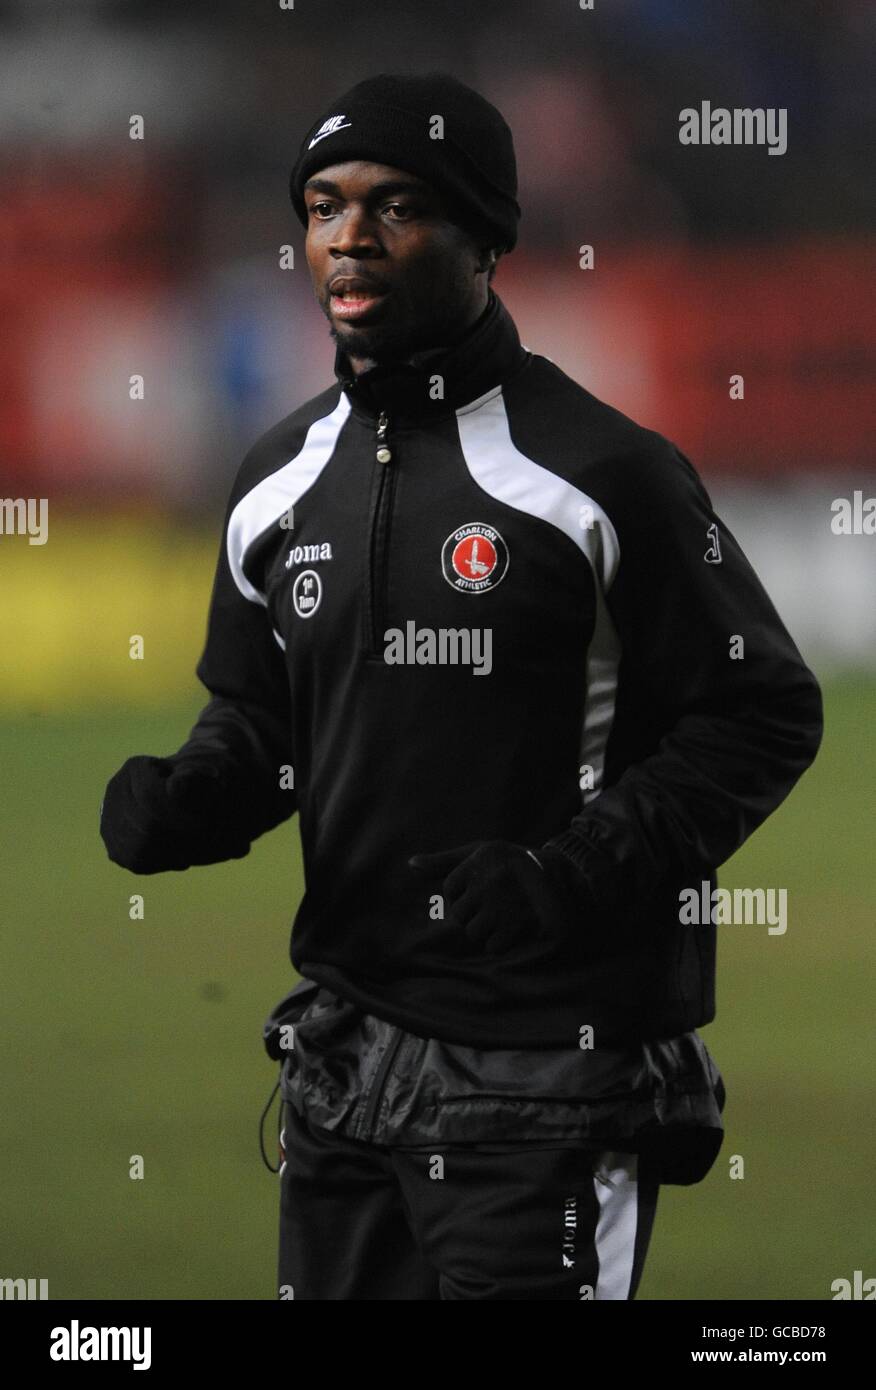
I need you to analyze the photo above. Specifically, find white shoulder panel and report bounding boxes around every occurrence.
[455,388,620,590]
[227,393,351,605]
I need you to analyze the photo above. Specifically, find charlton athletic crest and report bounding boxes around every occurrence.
[441,522,509,594]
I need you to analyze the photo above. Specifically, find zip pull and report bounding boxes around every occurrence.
[375,410,392,464]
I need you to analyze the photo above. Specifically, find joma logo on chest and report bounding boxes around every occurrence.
[285,542,333,569]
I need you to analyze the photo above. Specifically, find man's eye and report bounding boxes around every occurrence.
[382,203,413,218]
[310,202,335,218]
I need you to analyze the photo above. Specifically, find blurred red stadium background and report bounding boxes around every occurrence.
[0,0,871,678]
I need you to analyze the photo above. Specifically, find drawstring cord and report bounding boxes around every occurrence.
[259,1076,283,1173]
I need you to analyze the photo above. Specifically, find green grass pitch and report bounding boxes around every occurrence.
[0,678,871,1299]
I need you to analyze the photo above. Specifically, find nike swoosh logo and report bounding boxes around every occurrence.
[308,124,352,148]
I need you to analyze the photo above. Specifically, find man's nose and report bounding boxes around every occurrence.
[329,206,382,258]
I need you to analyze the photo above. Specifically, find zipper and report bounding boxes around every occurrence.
[366,409,397,658]
[360,1025,405,1138]
[375,408,392,465]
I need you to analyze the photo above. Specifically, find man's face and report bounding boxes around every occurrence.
[304,160,488,363]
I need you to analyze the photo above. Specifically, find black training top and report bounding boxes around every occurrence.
[180,289,822,1048]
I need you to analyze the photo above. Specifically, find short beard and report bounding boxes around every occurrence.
[328,321,411,364]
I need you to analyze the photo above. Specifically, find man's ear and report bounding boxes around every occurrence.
[476,246,499,276]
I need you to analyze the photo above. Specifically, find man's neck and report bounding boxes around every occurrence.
[345,353,380,378]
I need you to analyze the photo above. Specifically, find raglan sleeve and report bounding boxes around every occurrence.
[169,470,297,845]
[543,441,823,911]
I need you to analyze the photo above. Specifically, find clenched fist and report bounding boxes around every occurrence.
[100,754,252,874]
[408,839,593,954]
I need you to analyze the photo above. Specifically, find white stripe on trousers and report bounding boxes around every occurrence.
[592,1151,640,1300]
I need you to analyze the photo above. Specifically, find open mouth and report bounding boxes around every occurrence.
[328,280,389,323]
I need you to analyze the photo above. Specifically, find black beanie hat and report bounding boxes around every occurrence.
[290,72,521,253]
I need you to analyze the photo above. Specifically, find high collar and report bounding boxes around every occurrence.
[333,289,528,423]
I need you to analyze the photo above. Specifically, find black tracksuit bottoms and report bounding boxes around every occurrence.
[277,1102,659,1301]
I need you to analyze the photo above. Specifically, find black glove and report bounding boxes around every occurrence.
[408,839,594,954]
[100,754,252,874]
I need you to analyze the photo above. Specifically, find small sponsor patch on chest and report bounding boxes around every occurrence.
[285,541,333,568]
